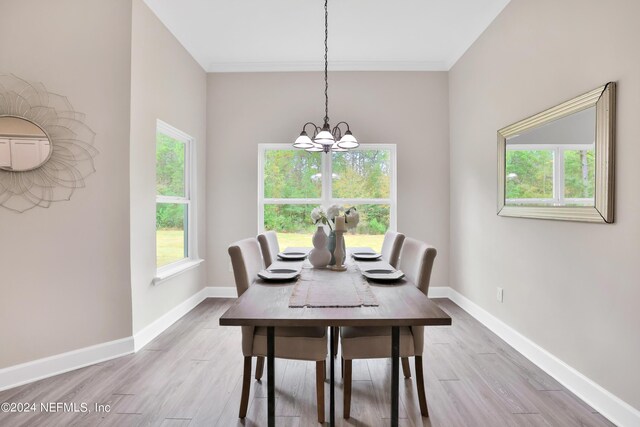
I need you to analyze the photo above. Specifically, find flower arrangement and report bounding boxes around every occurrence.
[311,204,359,231]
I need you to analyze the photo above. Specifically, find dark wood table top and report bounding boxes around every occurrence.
[220,248,452,328]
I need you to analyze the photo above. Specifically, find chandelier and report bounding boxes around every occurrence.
[292,0,358,154]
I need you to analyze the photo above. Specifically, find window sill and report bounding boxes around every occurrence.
[154,258,204,285]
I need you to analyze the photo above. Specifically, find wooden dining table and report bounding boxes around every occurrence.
[219,248,452,427]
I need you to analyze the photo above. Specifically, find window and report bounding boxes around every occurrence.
[505,144,595,206]
[155,120,200,278]
[258,144,396,252]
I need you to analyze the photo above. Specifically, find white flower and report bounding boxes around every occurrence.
[326,204,343,221]
[345,209,360,230]
[311,207,322,222]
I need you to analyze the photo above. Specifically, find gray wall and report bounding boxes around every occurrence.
[206,72,450,289]
[449,0,640,409]
[130,0,207,334]
[0,0,133,367]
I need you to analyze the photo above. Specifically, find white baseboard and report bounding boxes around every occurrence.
[427,286,450,298]
[133,287,211,351]
[444,287,639,427]
[0,337,134,392]
[205,286,237,298]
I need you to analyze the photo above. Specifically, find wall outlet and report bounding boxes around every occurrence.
[496,287,504,303]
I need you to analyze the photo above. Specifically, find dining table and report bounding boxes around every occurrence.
[219,247,452,427]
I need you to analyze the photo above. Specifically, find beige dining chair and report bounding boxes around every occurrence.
[228,238,328,423]
[257,230,280,267]
[380,231,406,268]
[340,237,437,419]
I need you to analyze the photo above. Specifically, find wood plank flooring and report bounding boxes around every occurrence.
[0,298,615,426]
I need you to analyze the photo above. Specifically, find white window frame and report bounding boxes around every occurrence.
[154,120,202,283]
[257,143,397,233]
[506,143,594,206]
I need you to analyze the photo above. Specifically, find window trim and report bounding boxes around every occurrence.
[154,119,201,283]
[505,143,595,206]
[257,143,397,234]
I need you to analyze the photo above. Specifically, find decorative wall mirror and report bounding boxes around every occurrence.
[0,74,97,213]
[497,83,615,223]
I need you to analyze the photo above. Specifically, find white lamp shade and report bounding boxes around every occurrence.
[293,133,314,148]
[314,129,335,147]
[337,131,358,149]
[331,142,347,152]
[305,145,324,152]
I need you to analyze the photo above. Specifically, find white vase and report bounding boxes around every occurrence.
[308,226,331,268]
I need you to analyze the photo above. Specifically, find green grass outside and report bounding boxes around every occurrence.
[157,229,186,267]
[157,230,385,268]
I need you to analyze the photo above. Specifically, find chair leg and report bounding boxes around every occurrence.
[255,356,265,380]
[239,356,252,418]
[343,359,352,419]
[332,327,339,358]
[316,360,325,423]
[414,356,429,417]
[341,357,344,378]
[402,357,411,379]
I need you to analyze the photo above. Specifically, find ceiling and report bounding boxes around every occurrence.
[143,0,511,72]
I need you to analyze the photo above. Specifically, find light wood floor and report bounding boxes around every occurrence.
[0,298,614,427]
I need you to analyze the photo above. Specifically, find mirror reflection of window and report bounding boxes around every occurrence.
[505,106,596,207]
[0,116,51,171]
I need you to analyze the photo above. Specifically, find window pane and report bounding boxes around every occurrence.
[156,203,188,267]
[342,204,389,253]
[564,149,595,202]
[332,150,391,199]
[156,133,186,197]
[264,150,321,198]
[264,204,319,249]
[264,203,389,253]
[505,150,554,203]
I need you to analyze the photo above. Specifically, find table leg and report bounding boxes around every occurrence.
[329,326,335,426]
[267,326,275,427]
[391,326,399,427]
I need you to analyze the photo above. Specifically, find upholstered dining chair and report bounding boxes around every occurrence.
[257,230,280,267]
[340,237,437,419]
[380,231,406,268]
[228,238,328,423]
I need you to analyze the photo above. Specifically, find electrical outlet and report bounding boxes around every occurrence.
[496,287,504,303]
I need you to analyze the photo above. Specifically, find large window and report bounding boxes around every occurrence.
[505,144,595,206]
[258,144,396,252]
[156,120,199,273]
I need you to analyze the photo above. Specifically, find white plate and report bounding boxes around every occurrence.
[277,252,307,261]
[258,268,300,281]
[362,269,405,282]
[352,252,382,260]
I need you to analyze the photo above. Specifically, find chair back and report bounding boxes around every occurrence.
[380,231,405,268]
[228,238,264,297]
[257,231,280,267]
[399,238,437,356]
[398,238,436,295]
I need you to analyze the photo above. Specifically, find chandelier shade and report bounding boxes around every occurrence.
[293,131,314,149]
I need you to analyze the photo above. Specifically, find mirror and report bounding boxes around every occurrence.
[0,116,52,171]
[498,83,615,223]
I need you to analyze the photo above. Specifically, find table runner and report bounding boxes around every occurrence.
[289,262,379,308]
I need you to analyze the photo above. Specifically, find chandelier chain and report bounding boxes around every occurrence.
[324,0,329,125]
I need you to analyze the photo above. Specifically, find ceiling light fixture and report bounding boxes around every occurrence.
[292,0,358,154]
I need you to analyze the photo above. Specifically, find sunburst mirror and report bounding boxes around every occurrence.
[0,74,98,213]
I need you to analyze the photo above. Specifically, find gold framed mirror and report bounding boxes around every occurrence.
[497,83,615,223]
